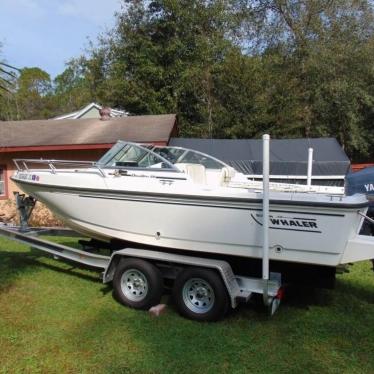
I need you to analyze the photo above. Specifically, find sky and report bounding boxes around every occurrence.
[0,0,122,78]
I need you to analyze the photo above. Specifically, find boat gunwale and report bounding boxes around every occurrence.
[11,176,369,210]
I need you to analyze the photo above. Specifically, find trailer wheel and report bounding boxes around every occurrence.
[173,268,229,322]
[113,258,163,310]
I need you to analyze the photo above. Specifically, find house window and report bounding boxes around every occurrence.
[0,167,5,197]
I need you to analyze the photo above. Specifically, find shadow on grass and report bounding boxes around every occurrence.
[27,255,102,283]
[335,277,374,304]
[0,250,43,294]
[0,248,102,295]
[41,237,112,256]
[224,285,334,321]
[282,284,333,308]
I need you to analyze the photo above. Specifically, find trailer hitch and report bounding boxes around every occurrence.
[14,192,36,232]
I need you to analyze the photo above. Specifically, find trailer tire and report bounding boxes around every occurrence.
[173,268,229,322]
[113,258,163,310]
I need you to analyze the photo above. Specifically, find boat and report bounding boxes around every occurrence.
[11,141,373,269]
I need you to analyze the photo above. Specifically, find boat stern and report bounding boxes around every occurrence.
[341,234,374,264]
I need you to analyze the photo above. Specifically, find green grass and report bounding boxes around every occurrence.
[0,236,373,374]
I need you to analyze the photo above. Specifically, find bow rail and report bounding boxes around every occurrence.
[13,158,106,177]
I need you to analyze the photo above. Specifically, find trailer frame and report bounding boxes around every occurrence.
[0,221,282,317]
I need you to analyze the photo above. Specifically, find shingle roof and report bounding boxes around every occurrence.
[0,114,176,149]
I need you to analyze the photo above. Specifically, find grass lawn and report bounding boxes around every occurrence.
[0,236,373,374]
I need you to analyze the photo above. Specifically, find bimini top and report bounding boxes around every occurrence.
[97,141,230,171]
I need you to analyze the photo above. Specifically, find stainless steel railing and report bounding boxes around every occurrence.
[13,158,106,177]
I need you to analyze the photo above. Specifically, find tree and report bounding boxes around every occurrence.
[52,58,93,114]
[5,0,373,161]
[241,0,374,158]
[14,67,52,119]
[86,0,245,136]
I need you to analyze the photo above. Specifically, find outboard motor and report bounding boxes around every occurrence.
[345,167,374,271]
[345,167,374,270]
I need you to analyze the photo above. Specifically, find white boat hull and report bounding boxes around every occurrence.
[13,174,368,267]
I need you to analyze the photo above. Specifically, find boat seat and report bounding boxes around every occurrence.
[175,163,207,185]
[205,168,235,187]
[219,166,236,186]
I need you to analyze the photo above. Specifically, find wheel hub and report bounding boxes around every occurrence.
[121,269,148,301]
[182,278,215,314]
[196,287,208,299]
[133,278,144,289]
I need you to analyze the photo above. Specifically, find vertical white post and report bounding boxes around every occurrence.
[262,134,270,305]
[307,147,313,188]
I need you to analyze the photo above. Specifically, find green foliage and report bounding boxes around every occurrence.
[15,67,53,119]
[2,1,374,161]
[87,0,246,137]
[0,63,54,120]
[52,58,93,114]
[245,0,374,159]
[72,0,372,160]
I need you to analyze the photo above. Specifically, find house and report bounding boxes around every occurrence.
[0,114,177,203]
[53,102,128,120]
[169,137,350,186]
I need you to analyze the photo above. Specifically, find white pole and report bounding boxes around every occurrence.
[307,147,313,187]
[262,134,270,305]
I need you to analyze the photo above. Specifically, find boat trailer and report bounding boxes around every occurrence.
[1,137,286,321]
[0,192,282,320]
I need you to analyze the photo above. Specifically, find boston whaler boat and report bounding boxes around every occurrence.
[12,140,371,265]
[8,138,374,320]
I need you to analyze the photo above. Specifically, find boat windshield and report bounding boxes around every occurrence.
[97,141,230,171]
[151,146,228,170]
[97,142,179,170]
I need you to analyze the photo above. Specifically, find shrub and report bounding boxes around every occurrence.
[0,199,63,227]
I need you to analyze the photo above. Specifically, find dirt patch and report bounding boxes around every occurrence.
[0,199,63,227]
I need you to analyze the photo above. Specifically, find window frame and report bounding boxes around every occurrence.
[0,165,8,200]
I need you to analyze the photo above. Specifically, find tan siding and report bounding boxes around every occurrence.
[80,107,101,119]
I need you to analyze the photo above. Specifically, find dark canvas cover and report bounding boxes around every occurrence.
[169,138,350,177]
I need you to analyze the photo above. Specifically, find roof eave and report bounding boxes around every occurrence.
[0,140,169,153]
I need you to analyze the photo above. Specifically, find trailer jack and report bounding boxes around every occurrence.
[14,192,36,232]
